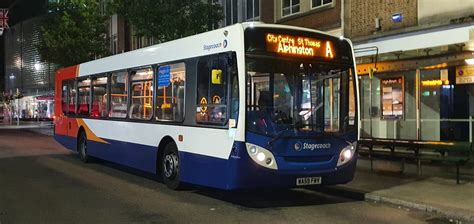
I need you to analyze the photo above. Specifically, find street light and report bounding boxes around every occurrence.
[34,62,42,71]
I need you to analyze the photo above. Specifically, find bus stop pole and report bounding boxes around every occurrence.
[16,99,19,126]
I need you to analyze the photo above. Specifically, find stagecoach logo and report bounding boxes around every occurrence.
[294,142,331,151]
[294,142,302,151]
[203,40,227,51]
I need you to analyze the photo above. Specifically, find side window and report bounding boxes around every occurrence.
[130,67,153,120]
[67,80,77,116]
[61,81,68,114]
[91,76,108,118]
[156,62,186,121]
[110,71,128,118]
[229,54,239,127]
[77,78,91,116]
[196,55,228,125]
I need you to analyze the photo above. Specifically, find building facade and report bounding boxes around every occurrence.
[348,0,474,143]
[219,0,342,35]
[3,6,56,120]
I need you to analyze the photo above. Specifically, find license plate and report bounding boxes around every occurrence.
[296,177,322,186]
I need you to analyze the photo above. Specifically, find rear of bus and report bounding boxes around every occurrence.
[235,25,358,188]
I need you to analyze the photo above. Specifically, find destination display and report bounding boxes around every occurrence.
[245,27,353,63]
[265,33,335,59]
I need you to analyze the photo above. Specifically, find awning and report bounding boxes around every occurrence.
[354,24,474,57]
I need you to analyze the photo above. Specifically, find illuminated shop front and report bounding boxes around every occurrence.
[354,23,474,143]
[357,55,474,142]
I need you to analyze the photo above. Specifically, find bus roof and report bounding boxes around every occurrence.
[58,23,343,78]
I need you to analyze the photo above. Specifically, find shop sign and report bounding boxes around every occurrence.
[456,65,474,84]
[381,76,404,120]
[421,79,449,87]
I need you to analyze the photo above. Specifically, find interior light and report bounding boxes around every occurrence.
[465,58,474,65]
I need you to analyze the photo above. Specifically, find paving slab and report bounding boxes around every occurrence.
[334,159,474,222]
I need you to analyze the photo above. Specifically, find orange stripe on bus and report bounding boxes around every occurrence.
[76,119,109,144]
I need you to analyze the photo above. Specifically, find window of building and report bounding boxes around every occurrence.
[196,55,228,125]
[156,63,186,122]
[130,67,153,120]
[246,0,260,21]
[110,71,128,118]
[312,0,332,8]
[77,78,91,116]
[225,0,238,25]
[100,0,107,15]
[91,76,108,118]
[282,0,300,17]
[61,81,68,114]
[67,80,77,116]
[111,34,118,55]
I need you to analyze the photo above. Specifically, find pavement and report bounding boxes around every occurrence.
[0,120,53,135]
[0,123,473,223]
[331,158,474,222]
[0,129,441,224]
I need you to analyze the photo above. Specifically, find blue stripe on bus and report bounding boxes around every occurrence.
[54,134,157,173]
[54,134,356,190]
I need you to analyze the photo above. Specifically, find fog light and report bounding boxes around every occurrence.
[246,143,278,170]
[265,157,272,165]
[256,152,266,162]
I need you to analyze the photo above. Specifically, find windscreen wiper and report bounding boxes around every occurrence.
[267,123,311,146]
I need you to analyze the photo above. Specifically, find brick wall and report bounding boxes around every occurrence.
[260,0,275,23]
[347,0,417,38]
[276,0,342,31]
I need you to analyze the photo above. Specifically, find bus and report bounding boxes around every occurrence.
[54,23,359,190]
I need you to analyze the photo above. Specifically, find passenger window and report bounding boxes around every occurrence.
[110,71,128,118]
[67,80,77,116]
[196,55,228,125]
[156,63,186,121]
[77,78,91,116]
[91,76,108,118]
[229,55,239,127]
[61,81,68,114]
[130,67,153,120]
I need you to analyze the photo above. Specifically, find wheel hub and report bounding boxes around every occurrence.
[163,153,178,178]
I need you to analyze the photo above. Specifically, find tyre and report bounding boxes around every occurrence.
[161,143,181,190]
[78,131,89,163]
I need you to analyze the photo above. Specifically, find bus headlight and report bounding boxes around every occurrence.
[246,143,278,170]
[337,142,357,167]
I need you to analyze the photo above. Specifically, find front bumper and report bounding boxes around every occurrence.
[226,142,358,190]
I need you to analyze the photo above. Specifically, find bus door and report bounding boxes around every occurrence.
[57,79,77,136]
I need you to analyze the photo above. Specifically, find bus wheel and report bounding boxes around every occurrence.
[78,131,89,163]
[162,143,181,190]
